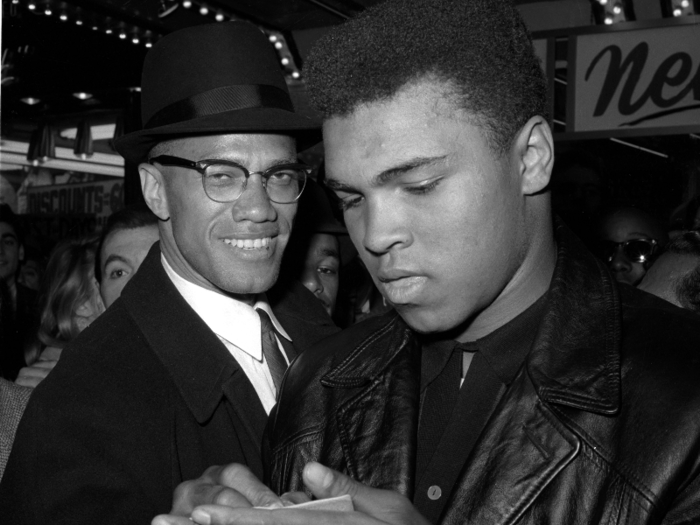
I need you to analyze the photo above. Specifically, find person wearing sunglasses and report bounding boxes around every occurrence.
[598,206,668,286]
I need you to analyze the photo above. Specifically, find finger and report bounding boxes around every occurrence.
[280,491,310,506]
[302,462,364,501]
[17,367,51,379]
[151,515,193,525]
[39,346,62,360]
[32,360,58,370]
[14,376,42,388]
[191,506,371,525]
[301,463,426,524]
[217,464,283,508]
[171,479,253,515]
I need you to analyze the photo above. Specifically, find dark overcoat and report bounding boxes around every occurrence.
[0,243,338,524]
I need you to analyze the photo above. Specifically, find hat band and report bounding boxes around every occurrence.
[144,84,294,129]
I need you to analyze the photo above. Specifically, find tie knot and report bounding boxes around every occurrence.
[257,308,275,334]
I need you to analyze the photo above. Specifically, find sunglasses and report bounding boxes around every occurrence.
[600,239,658,264]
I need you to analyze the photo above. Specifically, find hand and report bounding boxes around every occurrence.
[152,464,284,525]
[15,360,58,388]
[39,346,63,361]
[187,462,430,525]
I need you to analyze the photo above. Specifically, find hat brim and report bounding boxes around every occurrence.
[113,107,321,164]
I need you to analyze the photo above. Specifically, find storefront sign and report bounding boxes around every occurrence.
[26,180,124,229]
[568,22,700,137]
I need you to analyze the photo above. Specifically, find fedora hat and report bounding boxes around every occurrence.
[113,22,319,164]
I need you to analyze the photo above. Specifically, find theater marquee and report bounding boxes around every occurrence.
[566,20,700,138]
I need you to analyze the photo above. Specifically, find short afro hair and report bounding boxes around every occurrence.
[304,0,549,154]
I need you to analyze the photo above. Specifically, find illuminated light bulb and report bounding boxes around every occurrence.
[281,57,289,66]
[274,42,283,50]
[681,0,690,6]
[105,28,113,34]
[673,7,682,15]
[59,12,68,20]
[119,32,127,39]
[215,13,224,21]
[75,19,83,25]
[92,25,98,30]
[12,0,18,4]
[27,2,36,9]
[599,0,607,4]
[132,37,140,44]
[612,4,622,14]
[145,41,153,48]
[269,35,277,42]
[291,71,300,79]
[182,0,191,6]
[604,16,613,24]
[44,7,52,15]
[199,6,208,15]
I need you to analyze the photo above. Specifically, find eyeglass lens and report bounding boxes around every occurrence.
[203,163,305,204]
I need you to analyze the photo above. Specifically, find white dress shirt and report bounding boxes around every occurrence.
[162,255,291,414]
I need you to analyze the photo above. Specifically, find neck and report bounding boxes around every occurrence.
[456,216,557,343]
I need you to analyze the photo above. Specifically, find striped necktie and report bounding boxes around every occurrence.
[256,309,287,391]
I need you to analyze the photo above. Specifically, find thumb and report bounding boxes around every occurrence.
[302,462,367,501]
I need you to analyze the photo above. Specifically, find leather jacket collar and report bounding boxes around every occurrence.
[318,221,621,415]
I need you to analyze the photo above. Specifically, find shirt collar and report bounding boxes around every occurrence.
[161,255,291,362]
[420,292,547,390]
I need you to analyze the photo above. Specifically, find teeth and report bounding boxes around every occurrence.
[223,237,271,249]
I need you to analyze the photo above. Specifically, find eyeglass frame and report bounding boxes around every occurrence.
[601,238,659,264]
[148,154,311,204]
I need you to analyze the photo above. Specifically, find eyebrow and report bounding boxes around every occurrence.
[103,254,131,270]
[325,155,448,192]
[319,247,340,259]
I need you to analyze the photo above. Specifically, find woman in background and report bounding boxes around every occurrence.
[15,236,104,388]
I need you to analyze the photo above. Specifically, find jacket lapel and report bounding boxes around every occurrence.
[120,244,267,445]
[322,314,421,497]
[441,374,580,525]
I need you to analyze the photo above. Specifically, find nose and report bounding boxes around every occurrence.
[231,174,277,223]
[361,199,411,257]
[301,269,323,297]
[609,246,631,274]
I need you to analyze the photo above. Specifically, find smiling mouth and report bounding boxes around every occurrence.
[223,237,272,250]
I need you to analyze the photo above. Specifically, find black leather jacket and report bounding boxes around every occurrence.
[266,224,700,524]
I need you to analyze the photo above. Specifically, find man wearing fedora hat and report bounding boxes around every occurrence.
[0,22,337,523]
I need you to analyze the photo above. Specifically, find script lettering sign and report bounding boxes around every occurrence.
[568,22,700,137]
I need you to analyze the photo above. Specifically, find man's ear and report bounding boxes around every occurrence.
[514,116,554,196]
[139,163,170,221]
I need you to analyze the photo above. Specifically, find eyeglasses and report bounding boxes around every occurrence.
[600,238,658,264]
[149,155,310,204]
